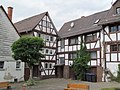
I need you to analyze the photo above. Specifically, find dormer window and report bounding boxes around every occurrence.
[116,7,120,15]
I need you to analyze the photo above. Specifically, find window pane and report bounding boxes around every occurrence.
[110,26,117,32]
[70,37,78,45]
[117,8,120,14]
[90,52,97,59]
[0,61,4,68]
[69,53,77,59]
[61,40,64,48]
[16,61,21,68]
[111,45,117,51]
[59,57,64,64]
[118,25,120,31]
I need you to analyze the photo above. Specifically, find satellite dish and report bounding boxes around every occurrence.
[70,22,74,28]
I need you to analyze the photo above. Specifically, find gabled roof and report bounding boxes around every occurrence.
[58,10,109,38]
[58,0,120,38]
[0,5,20,36]
[0,5,20,61]
[14,12,47,33]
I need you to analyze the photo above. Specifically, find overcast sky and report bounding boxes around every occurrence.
[0,0,116,30]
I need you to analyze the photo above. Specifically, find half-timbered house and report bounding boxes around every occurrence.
[15,12,58,79]
[0,6,24,82]
[57,0,120,82]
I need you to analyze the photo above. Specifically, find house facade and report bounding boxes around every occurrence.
[15,12,58,79]
[0,6,24,82]
[57,0,120,81]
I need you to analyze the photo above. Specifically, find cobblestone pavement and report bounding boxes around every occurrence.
[2,78,120,90]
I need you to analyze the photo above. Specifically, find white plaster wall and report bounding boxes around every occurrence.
[58,47,61,52]
[52,30,56,34]
[106,62,119,76]
[65,54,68,59]
[106,45,110,52]
[35,25,40,30]
[118,33,120,40]
[65,39,68,45]
[97,51,100,58]
[119,53,120,61]
[105,35,111,41]
[0,61,24,82]
[91,61,96,66]
[58,41,60,46]
[86,44,90,49]
[106,54,110,61]
[65,60,68,65]
[69,46,72,51]
[69,61,73,66]
[65,46,68,52]
[73,46,77,51]
[91,43,95,49]
[105,26,109,33]
[95,41,100,48]
[110,34,116,41]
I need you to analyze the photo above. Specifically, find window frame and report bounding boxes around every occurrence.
[16,61,21,68]
[85,33,97,42]
[116,7,120,15]
[0,61,4,69]
[110,44,118,52]
[61,39,65,49]
[69,37,78,45]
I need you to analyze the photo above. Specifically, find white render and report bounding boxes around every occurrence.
[0,6,24,82]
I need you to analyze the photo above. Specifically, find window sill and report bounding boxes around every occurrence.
[0,68,5,71]
[16,68,21,71]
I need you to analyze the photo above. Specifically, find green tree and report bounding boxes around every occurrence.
[11,36,44,84]
[72,37,90,80]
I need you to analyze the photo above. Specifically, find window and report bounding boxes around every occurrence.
[85,33,97,42]
[69,37,78,45]
[16,61,21,68]
[90,52,97,59]
[38,33,41,37]
[110,26,117,32]
[61,40,65,48]
[116,8,120,15]
[59,57,65,64]
[118,25,120,31]
[46,35,49,41]
[46,49,49,54]
[110,45,117,51]
[0,61,4,68]
[69,53,77,60]
[43,20,46,26]
[50,36,53,41]
[50,50,53,54]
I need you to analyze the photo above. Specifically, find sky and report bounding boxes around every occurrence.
[0,0,117,30]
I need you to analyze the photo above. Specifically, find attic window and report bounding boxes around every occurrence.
[94,19,100,24]
[116,7,120,15]
[70,22,74,28]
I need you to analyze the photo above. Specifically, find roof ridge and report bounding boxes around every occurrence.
[15,11,47,24]
[64,9,109,24]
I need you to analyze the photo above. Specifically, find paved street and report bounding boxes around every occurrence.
[2,78,120,90]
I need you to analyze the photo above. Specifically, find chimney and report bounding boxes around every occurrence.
[8,7,13,21]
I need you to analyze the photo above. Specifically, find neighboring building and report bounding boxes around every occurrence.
[15,12,58,79]
[57,0,120,81]
[0,6,24,82]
